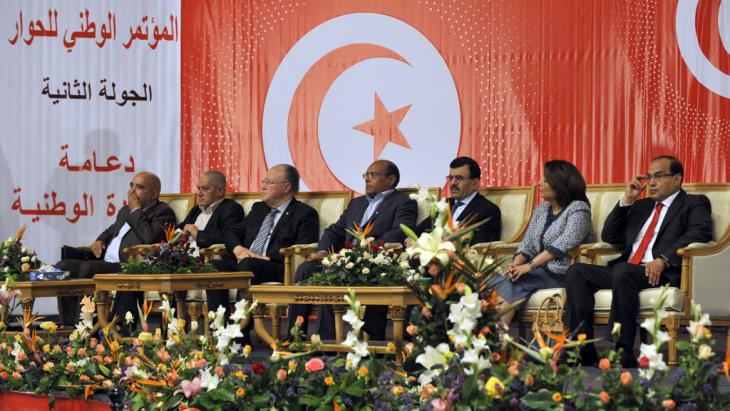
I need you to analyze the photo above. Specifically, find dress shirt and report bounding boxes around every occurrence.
[360,189,395,226]
[622,190,680,263]
[452,190,478,223]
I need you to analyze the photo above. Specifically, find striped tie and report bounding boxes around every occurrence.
[250,208,279,255]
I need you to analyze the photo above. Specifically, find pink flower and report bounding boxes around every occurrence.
[304,358,325,373]
[0,288,21,305]
[430,398,451,411]
[662,399,676,409]
[276,368,287,381]
[179,377,202,398]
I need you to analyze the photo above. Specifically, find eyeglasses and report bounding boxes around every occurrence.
[637,172,677,182]
[445,175,473,183]
[362,172,386,180]
[261,180,287,187]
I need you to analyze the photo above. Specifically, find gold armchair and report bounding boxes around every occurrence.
[470,185,536,255]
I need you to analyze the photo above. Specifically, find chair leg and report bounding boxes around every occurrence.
[187,301,203,336]
[665,317,679,366]
[519,321,529,341]
[270,305,282,341]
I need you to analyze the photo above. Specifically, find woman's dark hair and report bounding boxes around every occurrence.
[544,160,590,208]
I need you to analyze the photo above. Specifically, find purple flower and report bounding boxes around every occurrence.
[641,378,650,388]
[702,383,714,398]
[679,403,697,411]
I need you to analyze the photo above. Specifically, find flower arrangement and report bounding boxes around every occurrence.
[121,225,216,274]
[306,221,415,286]
[1,188,729,410]
[0,226,42,281]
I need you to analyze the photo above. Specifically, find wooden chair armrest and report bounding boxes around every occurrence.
[469,241,505,254]
[122,244,152,260]
[578,242,620,257]
[293,243,319,255]
[199,244,227,261]
[489,242,520,257]
[677,241,718,257]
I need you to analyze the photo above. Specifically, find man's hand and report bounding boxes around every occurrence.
[233,246,268,262]
[90,240,105,258]
[508,264,531,282]
[644,258,665,286]
[623,176,647,205]
[307,251,327,262]
[127,187,142,210]
[183,224,199,239]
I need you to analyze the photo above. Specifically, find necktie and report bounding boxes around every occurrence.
[250,208,279,255]
[629,202,664,265]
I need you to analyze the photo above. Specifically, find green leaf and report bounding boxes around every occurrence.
[299,394,322,406]
[675,340,690,351]
[344,384,366,397]
[98,364,111,377]
[521,388,556,409]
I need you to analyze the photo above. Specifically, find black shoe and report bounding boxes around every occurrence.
[576,344,598,367]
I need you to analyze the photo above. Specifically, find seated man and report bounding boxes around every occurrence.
[289,160,418,340]
[210,164,319,319]
[414,156,501,244]
[56,172,176,328]
[178,170,245,252]
[565,156,712,367]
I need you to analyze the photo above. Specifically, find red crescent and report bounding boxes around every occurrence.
[288,44,410,190]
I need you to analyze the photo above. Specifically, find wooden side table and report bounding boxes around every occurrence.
[249,285,418,365]
[92,272,253,338]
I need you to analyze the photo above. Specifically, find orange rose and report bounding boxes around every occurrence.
[598,358,611,371]
[620,371,632,386]
[662,399,676,409]
[599,391,610,405]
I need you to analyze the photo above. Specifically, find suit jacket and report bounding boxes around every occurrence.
[414,193,501,244]
[224,198,319,264]
[177,199,245,248]
[96,201,177,262]
[318,190,418,252]
[601,189,713,283]
[516,200,593,274]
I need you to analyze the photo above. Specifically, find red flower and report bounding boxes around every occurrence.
[251,362,265,375]
[343,241,354,249]
[639,356,650,368]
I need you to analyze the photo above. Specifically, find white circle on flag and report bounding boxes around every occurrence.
[262,13,460,191]
[676,0,730,98]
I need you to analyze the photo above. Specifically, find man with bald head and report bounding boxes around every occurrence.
[289,159,418,340]
[56,172,176,328]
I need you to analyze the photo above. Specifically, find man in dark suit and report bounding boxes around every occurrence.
[209,164,319,320]
[178,171,244,250]
[56,172,176,326]
[414,156,501,244]
[289,160,418,340]
[565,156,712,367]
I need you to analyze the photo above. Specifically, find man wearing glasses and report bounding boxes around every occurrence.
[565,155,712,368]
[414,156,501,244]
[209,164,319,322]
[288,159,418,340]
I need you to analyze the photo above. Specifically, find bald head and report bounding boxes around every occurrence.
[131,172,161,208]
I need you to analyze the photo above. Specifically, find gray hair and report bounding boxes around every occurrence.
[203,170,227,189]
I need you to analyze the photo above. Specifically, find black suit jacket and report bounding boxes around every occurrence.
[318,190,418,252]
[96,201,177,262]
[414,193,501,244]
[601,189,712,283]
[177,199,245,248]
[224,198,319,264]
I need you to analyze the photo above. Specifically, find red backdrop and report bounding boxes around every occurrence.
[180,0,730,192]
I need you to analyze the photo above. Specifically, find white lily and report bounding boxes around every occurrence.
[407,226,455,267]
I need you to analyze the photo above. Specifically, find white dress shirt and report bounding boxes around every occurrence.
[452,190,478,223]
[622,190,680,263]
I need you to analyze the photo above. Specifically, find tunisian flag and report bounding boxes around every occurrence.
[181,0,730,193]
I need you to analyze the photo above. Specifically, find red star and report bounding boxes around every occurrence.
[353,93,412,160]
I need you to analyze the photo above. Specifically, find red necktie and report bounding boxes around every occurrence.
[629,202,664,265]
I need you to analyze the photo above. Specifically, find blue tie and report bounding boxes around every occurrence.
[250,208,279,255]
